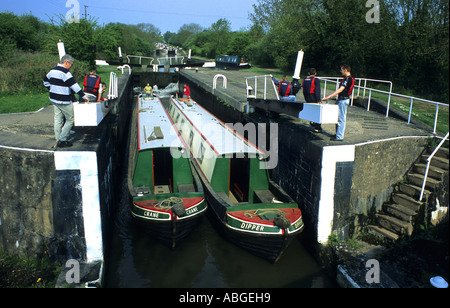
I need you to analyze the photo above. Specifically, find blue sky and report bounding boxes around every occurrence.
[1,0,258,33]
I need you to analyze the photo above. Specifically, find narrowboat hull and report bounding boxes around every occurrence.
[193,159,304,263]
[131,195,207,248]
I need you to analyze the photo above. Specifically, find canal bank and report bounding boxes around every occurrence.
[176,68,448,287]
[0,72,134,286]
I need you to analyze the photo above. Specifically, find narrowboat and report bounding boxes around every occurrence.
[215,55,251,70]
[168,96,304,262]
[128,94,207,248]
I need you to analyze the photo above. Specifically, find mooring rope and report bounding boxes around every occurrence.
[154,197,186,217]
[244,209,291,229]
[154,197,183,210]
[244,209,284,218]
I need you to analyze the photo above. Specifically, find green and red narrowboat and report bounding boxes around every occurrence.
[128,94,207,248]
[168,96,304,262]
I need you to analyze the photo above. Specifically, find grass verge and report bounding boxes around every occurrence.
[0,250,61,288]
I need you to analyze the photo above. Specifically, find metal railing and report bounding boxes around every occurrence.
[157,56,184,66]
[245,75,279,100]
[108,72,118,100]
[117,64,132,75]
[319,77,449,134]
[419,132,449,201]
[213,74,227,93]
[127,55,154,65]
[320,77,393,111]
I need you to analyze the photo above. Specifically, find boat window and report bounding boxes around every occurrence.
[180,119,185,134]
[189,130,194,148]
[198,143,205,165]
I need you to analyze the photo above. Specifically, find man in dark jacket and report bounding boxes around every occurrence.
[302,68,322,132]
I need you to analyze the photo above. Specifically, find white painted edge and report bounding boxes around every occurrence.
[317,144,355,244]
[337,264,361,288]
[0,145,54,154]
[316,135,430,244]
[54,151,103,262]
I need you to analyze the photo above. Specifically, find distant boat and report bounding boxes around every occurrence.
[128,94,207,248]
[168,96,304,262]
[215,55,251,70]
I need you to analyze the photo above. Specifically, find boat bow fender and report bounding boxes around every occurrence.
[274,213,291,229]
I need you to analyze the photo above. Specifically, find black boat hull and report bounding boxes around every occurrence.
[194,159,303,263]
[132,211,205,249]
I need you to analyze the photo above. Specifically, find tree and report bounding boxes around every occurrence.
[228,32,251,55]
[96,23,122,60]
[208,18,232,58]
[248,0,449,101]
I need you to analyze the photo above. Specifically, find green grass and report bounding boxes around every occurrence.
[0,250,61,288]
[0,66,117,114]
[1,64,448,134]
[0,91,51,114]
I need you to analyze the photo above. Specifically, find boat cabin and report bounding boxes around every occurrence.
[168,97,288,205]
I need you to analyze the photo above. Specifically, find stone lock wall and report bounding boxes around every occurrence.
[0,74,133,261]
[0,148,55,257]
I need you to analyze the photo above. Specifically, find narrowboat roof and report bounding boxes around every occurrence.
[138,96,184,150]
[170,97,263,156]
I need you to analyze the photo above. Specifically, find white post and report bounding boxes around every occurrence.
[292,50,304,80]
[57,41,66,60]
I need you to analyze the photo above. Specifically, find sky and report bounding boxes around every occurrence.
[1,0,258,33]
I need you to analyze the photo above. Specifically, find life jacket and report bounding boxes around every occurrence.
[84,74,101,94]
[339,75,355,98]
[302,77,316,94]
[278,81,291,97]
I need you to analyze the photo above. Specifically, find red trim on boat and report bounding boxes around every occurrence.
[134,197,205,211]
[227,208,302,225]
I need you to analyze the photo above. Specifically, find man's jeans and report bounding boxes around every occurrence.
[336,99,349,140]
[53,103,74,142]
[280,95,296,102]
